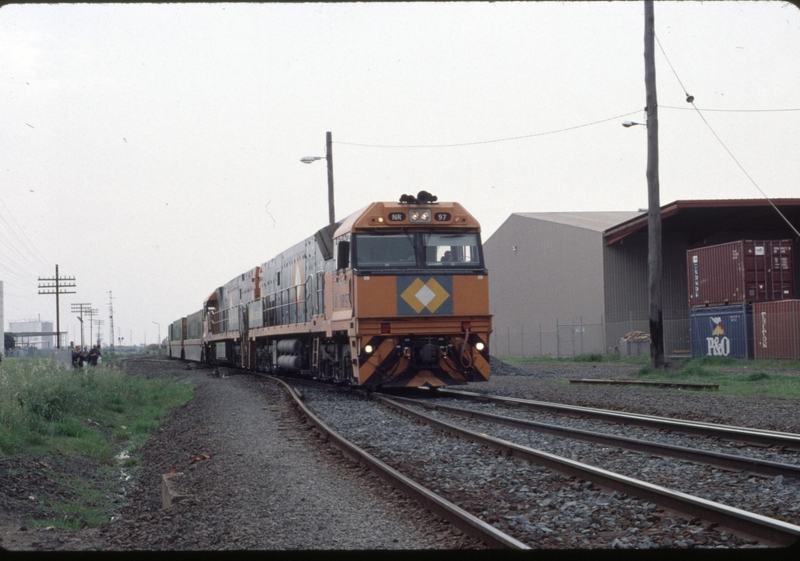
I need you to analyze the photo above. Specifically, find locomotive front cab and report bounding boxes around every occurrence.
[342,193,492,388]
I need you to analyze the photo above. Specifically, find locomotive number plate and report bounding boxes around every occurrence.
[388,212,406,222]
[434,212,451,221]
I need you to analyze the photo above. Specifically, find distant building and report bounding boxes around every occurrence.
[484,211,639,357]
[8,319,55,350]
[484,199,800,358]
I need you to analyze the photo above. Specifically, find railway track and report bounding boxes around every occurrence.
[268,376,529,549]
[436,388,800,450]
[273,378,800,548]
[392,391,800,478]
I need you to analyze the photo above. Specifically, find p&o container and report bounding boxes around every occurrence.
[687,240,793,308]
[689,304,753,359]
[753,300,800,360]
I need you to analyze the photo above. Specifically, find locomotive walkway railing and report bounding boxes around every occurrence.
[206,272,323,336]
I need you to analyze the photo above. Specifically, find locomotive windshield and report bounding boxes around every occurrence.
[355,233,417,268]
[422,233,481,267]
[353,232,483,270]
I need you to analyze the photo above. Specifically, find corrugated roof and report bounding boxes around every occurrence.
[514,211,643,232]
[603,198,800,245]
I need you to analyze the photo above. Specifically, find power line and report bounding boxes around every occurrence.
[654,32,691,100]
[335,111,643,149]
[662,106,800,113]
[0,194,51,269]
[655,31,800,238]
[689,104,800,238]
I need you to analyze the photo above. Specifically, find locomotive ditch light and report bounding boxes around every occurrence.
[364,344,374,354]
[475,342,485,351]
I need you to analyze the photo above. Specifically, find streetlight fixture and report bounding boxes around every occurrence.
[300,131,336,224]
[622,120,646,128]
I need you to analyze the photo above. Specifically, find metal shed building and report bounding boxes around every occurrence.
[484,211,640,357]
[484,199,800,358]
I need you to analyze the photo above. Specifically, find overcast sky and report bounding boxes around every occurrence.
[1,1,799,348]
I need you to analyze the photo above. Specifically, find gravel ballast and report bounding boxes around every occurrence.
[2,356,799,550]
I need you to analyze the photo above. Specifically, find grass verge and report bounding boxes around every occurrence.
[497,354,800,399]
[635,358,800,398]
[0,357,194,529]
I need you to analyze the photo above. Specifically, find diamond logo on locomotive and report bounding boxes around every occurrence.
[399,277,452,314]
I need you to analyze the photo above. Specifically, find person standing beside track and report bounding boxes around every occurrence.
[71,345,82,368]
[88,345,101,366]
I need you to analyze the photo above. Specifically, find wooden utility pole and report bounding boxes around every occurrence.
[37,265,76,349]
[644,0,665,368]
[71,303,92,349]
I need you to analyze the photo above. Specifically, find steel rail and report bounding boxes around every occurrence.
[266,377,530,550]
[434,388,800,449]
[374,394,800,547]
[568,378,719,390]
[385,394,800,479]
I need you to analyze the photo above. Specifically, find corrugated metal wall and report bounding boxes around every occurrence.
[603,230,692,356]
[485,214,609,357]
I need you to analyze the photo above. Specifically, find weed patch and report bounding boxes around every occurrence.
[0,357,194,529]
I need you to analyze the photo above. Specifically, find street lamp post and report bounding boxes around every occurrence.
[300,131,336,224]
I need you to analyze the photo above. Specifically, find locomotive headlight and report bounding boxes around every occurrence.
[364,344,374,354]
[409,209,431,223]
[475,342,485,351]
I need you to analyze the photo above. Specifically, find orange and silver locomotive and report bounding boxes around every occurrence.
[168,191,491,388]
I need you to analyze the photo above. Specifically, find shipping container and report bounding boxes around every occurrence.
[687,240,793,308]
[753,300,800,360]
[689,304,753,359]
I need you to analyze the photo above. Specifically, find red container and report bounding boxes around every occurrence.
[687,240,793,307]
[753,300,800,359]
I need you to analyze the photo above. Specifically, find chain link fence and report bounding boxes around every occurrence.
[494,310,693,358]
[494,317,606,358]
